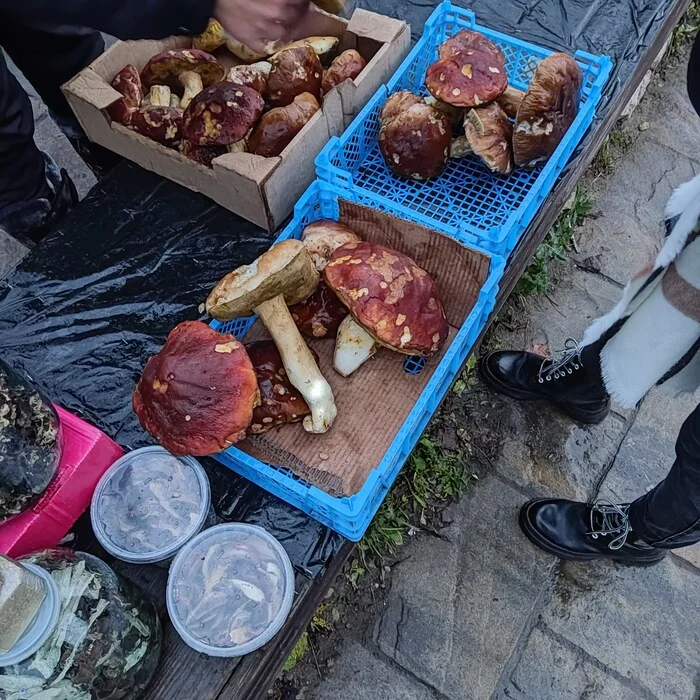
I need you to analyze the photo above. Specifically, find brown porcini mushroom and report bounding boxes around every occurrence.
[423,95,464,128]
[207,239,337,434]
[512,53,583,167]
[450,103,513,174]
[105,65,142,124]
[141,49,224,92]
[193,19,227,52]
[132,321,259,456]
[247,93,320,158]
[277,36,340,65]
[246,340,314,434]
[496,85,525,119]
[127,106,183,148]
[266,45,323,108]
[425,30,507,108]
[325,241,449,376]
[179,140,227,167]
[378,96,452,180]
[290,282,348,339]
[322,49,367,94]
[225,37,271,63]
[227,62,273,94]
[379,90,423,126]
[182,83,264,146]
[301,219,360,271]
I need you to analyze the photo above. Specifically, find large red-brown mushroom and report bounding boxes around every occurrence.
[378,91,452,180]
[246,340,314,434]
[266,45,323,108]
[182,83,264,146]
[425,30,507,108]
[227,62,273,94]
[141,49,224,92]
[132,321,259,456]
[106,65,142,124]
[247,93,320,158]
[127,106,183,148]
[324,241,449,376]
[322,49,367,94]
[277,36,340,65]
[179,140,227,167]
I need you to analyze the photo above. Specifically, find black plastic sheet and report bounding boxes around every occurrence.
[0,0,682,584]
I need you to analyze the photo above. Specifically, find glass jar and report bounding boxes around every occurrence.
[0,361,62,523]
[0,550,162,699]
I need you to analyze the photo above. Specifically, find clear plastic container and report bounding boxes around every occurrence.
[91,446,212,565]
[167,524,295,657]
[0,550,161,699]
[0,361,62,523]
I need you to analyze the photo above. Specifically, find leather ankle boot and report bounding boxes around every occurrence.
[519,499,666,567]
[480,338,610,424]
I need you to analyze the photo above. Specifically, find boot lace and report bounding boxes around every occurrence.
[587,500,632,550]
[537,338,584,384]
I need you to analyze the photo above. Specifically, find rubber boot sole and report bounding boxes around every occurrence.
[480,358,610,425]
[519,502,667,568]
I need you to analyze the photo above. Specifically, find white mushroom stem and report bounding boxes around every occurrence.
[149,85,172,107]
[333,316,379,377]
[255,295,337,433]
[497,85,526,119]
[169,94,181,108]
[228,128,253,154]
[179,71,204,110]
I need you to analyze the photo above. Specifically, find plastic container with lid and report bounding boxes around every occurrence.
[167,524,295,657]
[0,549,161,698]
[91,446,212,565]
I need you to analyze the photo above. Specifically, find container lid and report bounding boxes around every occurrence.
[167,524,294,657]
[0,563,60,668]
[91,446,211,564]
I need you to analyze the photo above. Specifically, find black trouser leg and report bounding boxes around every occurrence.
[689,34,700,119]
[629,403,700,549]
[0,22,104,122]
[0,50,46,213]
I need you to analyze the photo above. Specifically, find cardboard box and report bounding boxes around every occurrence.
[62,10,410,231]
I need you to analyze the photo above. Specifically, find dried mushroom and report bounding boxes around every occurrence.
[132,321,259,455]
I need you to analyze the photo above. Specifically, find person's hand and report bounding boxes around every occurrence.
[214,0,311,54]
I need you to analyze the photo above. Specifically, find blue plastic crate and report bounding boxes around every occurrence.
[210,180,505,541]
[315,1,613,257]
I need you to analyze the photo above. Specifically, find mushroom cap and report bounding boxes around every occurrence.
[301,220,360,271]
[182,83,265,146]
[324,241,449,356]
[106,64,142,124]
[275,36,340,65]
[247,92,320,158]
[132,321,259,455]
[290,282,348,339]
[225,37,272,62]
[193,18,226,53]
[425,33,507,108]
[379,90,423,127]
[246,340,313,434]
[227,62,272,94]
[513,53,583,167]
[141,49,225,91]
[266,45,323,108]
[127,106,183,147]
[322,49,367,94]
[465,103,514,174]
[179,140,227,167]
[379,102,451,180]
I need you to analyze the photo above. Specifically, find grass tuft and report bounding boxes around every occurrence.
[667,0,700,64]
[282,632,309,672]
[514,186,593,297]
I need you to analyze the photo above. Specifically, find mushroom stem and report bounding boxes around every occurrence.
[450,135,473,158]
[333,316,379,377]
[149,85,172,107]
[255,295,337,434]
[179,71,204,110]
[497,85,526,119]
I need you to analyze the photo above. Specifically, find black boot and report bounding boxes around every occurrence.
[0,153,78,248]
[480,338,610,424]
[519,499,666,566]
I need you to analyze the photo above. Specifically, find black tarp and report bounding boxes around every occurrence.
[0,0,683,587]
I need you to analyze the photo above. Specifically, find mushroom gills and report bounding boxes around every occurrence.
[334,316,379,377]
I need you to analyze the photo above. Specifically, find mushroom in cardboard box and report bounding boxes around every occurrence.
[207,240,337,434]
[105,65,142,124]
[141,48,224,94]
[227,62,273,94]
[133,321,259,456]
[266,45,323,108]
[324,240,449,376]
[322,49,367,94]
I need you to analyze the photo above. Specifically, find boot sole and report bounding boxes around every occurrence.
[480,359,610,425]
[519,503,667,567]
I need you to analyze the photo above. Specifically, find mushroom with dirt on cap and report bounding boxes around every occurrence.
[322,49,367,94]
[132,321,259,456]
[266,45,323,108]
[324,240,449,376]
[227,62,273,94]
[425,29,507,109]
[127,105,183,148]
[206,239,337,434]
[105,64,142,124]
[378,90,452,180]
[141,49,224,95]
